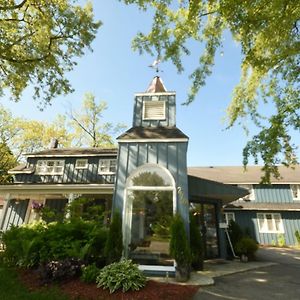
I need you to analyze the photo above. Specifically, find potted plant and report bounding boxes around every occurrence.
[169,214,191,282]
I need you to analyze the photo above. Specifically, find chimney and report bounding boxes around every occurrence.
[49,138,59,149]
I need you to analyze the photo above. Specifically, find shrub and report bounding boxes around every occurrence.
[228,220,244,247]
[235,237,258,259]
[104,211,123,264]
[81,263,101,283]
[96,259,146,293]
[295,230,300,245]
[277,234,286,247]
[169,214,191,281]
[189,213,203,270]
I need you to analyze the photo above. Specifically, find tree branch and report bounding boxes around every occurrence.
[0,0,27,11]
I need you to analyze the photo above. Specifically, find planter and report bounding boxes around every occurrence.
[240,254,248,263]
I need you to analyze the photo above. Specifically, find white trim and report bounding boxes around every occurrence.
[75,159,88,169]
[291,184,300,200]
[224,212,235,225]
[35,160,65,175]
[135,92,175,97]
[257,213,284,233]
[142,100,166,121]
[98,158,117,174]
[118,138,189,143]
[26,153,117,158]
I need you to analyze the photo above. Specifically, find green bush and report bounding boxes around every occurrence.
[295,230,300,245]
[235,237,258,259]
[169,214,191,281]
[96,259,146,293]
[104,211,123,264]
[228,220,244,247]
[189,213,203,270]
[81,263,101,283]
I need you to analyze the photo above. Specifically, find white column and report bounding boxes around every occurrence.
[64,193,81,219]
[0,193,11,231]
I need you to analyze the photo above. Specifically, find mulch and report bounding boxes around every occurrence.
[18,268,200,300]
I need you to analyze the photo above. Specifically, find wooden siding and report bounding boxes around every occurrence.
[113,141,189,221]
[254,184,293,203]
[231,210,300,246]
[14,156,116,184]
[1,199,29,231]
[133,94,176,127]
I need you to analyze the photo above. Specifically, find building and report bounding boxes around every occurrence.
[188,166,300,246]
[0,77,247,272]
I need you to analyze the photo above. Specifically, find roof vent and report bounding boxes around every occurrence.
[49,138,59,149]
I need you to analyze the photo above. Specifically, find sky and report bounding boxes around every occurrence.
[0,1,279,167]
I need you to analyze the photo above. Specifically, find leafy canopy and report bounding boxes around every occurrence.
[0,0,100,107]
[122,0,300,181]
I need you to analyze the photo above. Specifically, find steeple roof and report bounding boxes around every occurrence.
[145,76,167,93]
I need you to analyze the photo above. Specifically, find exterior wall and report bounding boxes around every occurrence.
[229,210,300,246]
[254,184,293,203]
[133,93,176,127]
[14,156,116,184]
[113,141,189,223]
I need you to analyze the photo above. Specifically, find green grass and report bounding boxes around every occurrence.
[0,266,68,300]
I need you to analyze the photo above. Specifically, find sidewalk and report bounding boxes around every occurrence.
[153,258,276,286]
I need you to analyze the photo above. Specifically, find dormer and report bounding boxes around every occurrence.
[133,76,176,128]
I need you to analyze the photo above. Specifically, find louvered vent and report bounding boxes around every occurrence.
[143,100,166,120]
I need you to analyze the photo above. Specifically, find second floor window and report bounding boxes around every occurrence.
[291,184,300,200]
[75,159,88,169]
[36,160,64,175]
[98,159,116,174]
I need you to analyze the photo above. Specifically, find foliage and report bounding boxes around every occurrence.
[122,0,300,180]
[227,220,244,249]
[66,92,126,147]
[81,263,101,283]
[96,259,146,293]
[295,230,300,245]
[0,264,68,300]
[38,258,82,283]
[277,234,286,247]
[0,0,100,106]
[235,237,258,259]
[105,211,123,264]
[169,214,191,269]
[189,213,203,270]
[0,142,16,183]
[1,219,107,268]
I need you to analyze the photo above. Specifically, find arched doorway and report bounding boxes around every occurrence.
[123,164,176,270]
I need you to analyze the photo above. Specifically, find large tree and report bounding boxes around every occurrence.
[0,0,100,107]
[0,142,17,183]
[123,0,300,181]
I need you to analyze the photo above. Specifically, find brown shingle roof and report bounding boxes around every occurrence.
[8,164,34,174]
[188,166,300,184]
[117,127,189,140]
[26,148,118,157]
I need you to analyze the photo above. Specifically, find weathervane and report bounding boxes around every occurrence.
[148,57,162,73]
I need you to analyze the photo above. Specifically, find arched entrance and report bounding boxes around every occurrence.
[123,164,176,271]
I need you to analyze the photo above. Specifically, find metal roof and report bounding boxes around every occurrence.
[188,165,300,184]
[225,201,300,211]
[146,76,167,93]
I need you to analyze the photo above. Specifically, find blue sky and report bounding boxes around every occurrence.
[1,1,271,167]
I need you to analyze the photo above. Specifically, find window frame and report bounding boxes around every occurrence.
[142,100,166,120]
[224,212,235,225]
[35,160,65,175]
[98,159,117,174]
[75,159,88,170]
[290,184,300,200]
[257,213,284,233]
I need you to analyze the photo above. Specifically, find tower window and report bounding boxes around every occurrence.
[142,100,166,120]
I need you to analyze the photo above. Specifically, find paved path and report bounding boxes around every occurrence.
[193,247,300,300]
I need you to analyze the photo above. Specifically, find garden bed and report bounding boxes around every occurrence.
[19,268,199,300]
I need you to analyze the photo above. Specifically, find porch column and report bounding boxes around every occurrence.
[217,201,227,259]
[64,193,81,219]
[0,193,11,231]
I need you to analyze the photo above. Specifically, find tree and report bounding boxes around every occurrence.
[0,0,100,107]
[122,0,300,181]
[67,92,125,147]
[0,142,17,183]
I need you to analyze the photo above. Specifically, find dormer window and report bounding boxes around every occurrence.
[142,100,166,120]
[35,160,64,175]
[75,159,88,169]
[291,184,300,200]
[98,159,116,174]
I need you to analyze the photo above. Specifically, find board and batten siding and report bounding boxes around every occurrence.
[254,184,293,203]
[133,94,176,127]
[113,141,189,222]
[232,210,300,246]
[14,156,116,184]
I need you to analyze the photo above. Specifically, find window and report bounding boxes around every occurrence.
[98,159,116,174]
[238,184,255,200]
[257,213,284,233]
[75,159,88,169]
[36,160,64,175]
[291,184,300,200]
[142,100,166,120]
[224,212,235,225]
